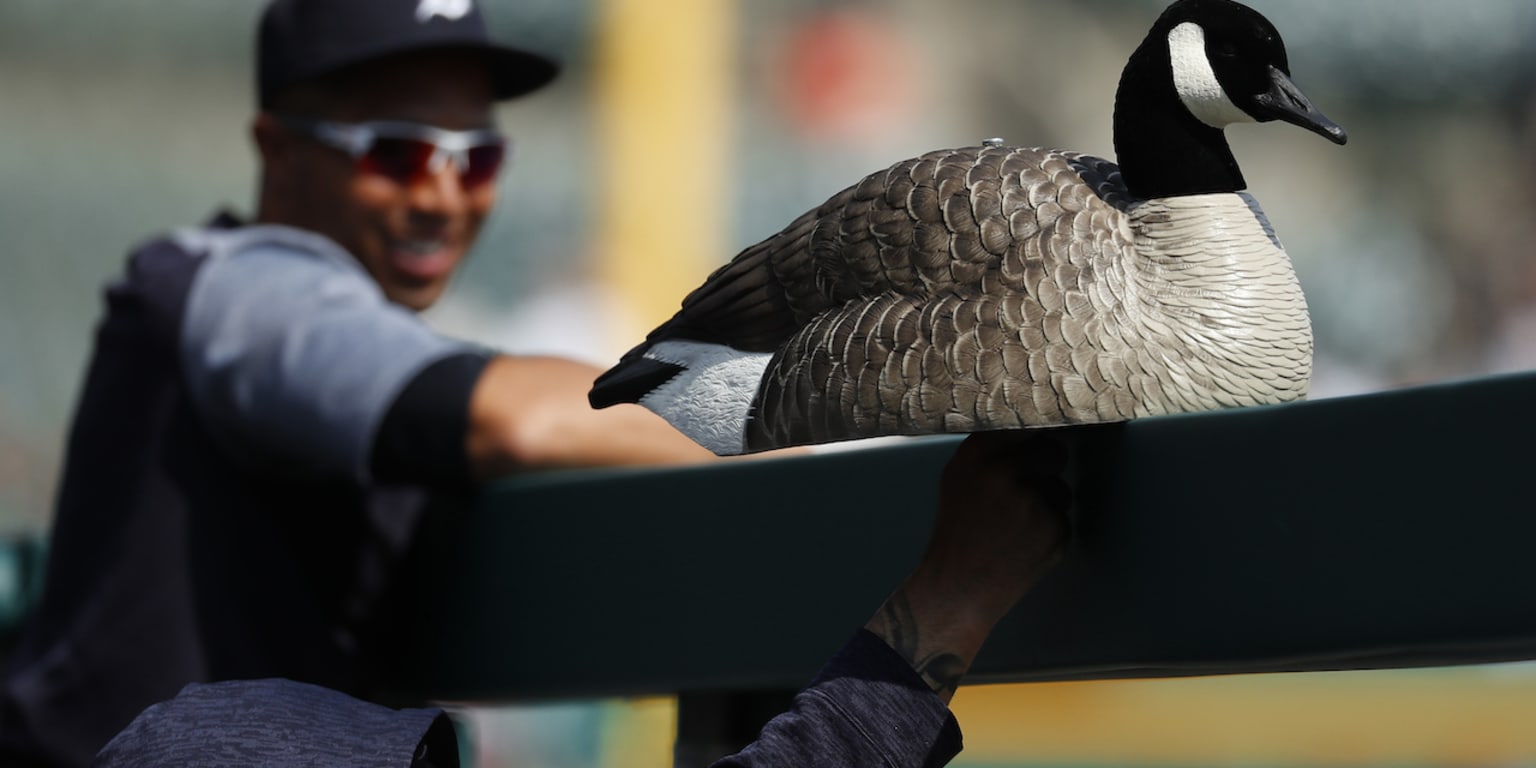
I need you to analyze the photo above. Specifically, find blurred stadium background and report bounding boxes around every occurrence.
[4,0,1536,765]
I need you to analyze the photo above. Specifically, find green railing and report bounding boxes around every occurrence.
[3,372,1532,764]
[386,371,1536,763]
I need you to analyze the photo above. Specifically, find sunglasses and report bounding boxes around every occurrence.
[277,114,508,188]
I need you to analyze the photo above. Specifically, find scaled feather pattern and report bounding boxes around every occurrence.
[592,144,1312,454]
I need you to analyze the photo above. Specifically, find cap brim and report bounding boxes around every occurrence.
[259,39,561,108]
[485,45,560,100]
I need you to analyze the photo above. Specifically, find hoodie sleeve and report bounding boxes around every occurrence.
[712,630,963,768]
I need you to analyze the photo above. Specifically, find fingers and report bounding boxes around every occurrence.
[942,429,1076,538]
[911,430,1077,638]
[958,429,1065,465]
[1029,473,1075,517]
[947,429,1069,484]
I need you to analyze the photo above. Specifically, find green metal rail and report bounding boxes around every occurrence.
[3,373,1533,764]
[388,370,1536,701]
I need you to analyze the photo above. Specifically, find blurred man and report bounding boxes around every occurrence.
[94,431,1073,768]
[0,1,714,764]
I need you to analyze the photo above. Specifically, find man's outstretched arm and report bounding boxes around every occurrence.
[465,355,719,477]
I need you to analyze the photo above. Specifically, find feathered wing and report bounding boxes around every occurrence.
[744,148,1147,450]
[587,190,830,409]
[599,145,1012,357]
[592,145,1147,452]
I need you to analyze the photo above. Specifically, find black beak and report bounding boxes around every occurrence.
[1249,65,1348,146]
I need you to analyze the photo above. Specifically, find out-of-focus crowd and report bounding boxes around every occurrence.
[2,0,1534,531]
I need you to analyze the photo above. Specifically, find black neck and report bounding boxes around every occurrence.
[1112,41,1248,200]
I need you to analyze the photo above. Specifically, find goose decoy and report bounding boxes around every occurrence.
[589,0,1347,455]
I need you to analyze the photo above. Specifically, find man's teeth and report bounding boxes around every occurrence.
[399,239,445,256]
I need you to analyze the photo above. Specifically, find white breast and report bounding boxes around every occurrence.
[1125,192,1313,410]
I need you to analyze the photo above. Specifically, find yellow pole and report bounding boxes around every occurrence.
[591,3,733,755]
[593,0,736,341]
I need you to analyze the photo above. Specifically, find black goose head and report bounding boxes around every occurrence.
[1113,0,1347,201]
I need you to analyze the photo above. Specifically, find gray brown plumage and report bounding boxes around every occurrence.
[589,0,1345,455]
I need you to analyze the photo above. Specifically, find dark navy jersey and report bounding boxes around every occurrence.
[0,213,490,767]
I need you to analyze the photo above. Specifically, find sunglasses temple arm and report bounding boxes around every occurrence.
[320,123,374,159]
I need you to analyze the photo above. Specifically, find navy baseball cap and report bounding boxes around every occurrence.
[257,0,559,108]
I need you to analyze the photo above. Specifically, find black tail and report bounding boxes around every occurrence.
[588,354,686,409]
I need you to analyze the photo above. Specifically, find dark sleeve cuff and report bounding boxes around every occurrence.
[712,629,962,768]
[370,351,493,487]
[811,629,964,767]
[813,628,951,696]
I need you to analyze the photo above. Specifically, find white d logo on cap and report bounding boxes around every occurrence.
[416,0,472,22]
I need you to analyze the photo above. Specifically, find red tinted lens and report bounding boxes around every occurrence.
[358,137,434,183]
[461,144,506,188]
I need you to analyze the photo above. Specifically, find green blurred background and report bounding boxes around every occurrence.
[4,0,1536,765]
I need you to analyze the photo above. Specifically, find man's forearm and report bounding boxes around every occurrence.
[862,562,1005,704]
[866,432,1071,702]
[466,355,718,476]
[865,589,973,702]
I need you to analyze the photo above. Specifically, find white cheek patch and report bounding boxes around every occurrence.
[638,340,773,456]
[1168,22,1256,130]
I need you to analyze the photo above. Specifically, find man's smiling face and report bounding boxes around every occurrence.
[263,49,501,311]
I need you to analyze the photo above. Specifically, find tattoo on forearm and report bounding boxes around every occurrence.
[872,593,967,699]
[916,652,966,701]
